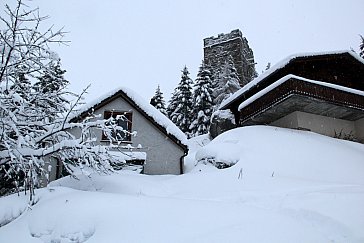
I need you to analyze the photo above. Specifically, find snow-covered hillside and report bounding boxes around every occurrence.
[0,126,364,243]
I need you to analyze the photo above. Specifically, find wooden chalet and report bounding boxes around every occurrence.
[220,51,364,143]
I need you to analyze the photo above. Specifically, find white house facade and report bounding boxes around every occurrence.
[49,87,188,181]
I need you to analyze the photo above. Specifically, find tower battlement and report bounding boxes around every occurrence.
[204,29,243,48]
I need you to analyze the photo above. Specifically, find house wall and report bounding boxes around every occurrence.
[270,112,299,129]
[296,112,356,138]
[270,111,364,142]
[355,118,364,143]
[68,97,185,176]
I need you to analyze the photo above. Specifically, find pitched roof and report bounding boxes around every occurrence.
[70,87,188,151]
[220,50,364,110]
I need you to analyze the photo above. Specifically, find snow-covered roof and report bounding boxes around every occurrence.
[238,74,364,111]
[70,87,188,147]
[220,50,364,110]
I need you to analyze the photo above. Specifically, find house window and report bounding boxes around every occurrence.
[102,111,132,142]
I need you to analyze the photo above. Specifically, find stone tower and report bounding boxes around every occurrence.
[203,29,256,87]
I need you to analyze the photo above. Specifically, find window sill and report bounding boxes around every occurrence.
[100,140,132,144]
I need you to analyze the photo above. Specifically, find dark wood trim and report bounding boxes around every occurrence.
[239,77,364,125]
[222,52,364,111]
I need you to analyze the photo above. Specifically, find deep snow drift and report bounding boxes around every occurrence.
[0,126,364,243]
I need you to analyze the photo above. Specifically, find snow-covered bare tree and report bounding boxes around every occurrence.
[150,85,166,115]
[0,0,129,200]
[212,55,241,108]
[167,66,194,137]
[190,63,213,137]
[360,35,364,58]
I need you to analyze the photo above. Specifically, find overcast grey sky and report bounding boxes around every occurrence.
[3,0,364,102]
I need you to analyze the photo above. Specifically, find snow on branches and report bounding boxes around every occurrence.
[0,0,67,85]
[0,1,129,200]
[189,63,214,137]
[167,66,194,137]
[150,85,167,115]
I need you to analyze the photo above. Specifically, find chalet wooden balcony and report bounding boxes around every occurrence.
[239,77,364,126]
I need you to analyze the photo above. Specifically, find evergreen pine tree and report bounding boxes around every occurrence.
[166,89,178,119]
[212,55,241,107]
[360,35,364,58]
[33,59,69,119]
[167,66,194,137]
[35,59,68,93]
[190,63,214,137]
[150,85,167,115]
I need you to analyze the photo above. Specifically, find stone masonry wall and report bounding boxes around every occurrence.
[203,29,256,87]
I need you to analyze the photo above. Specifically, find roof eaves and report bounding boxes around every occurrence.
[220,50,360,110]
[238,74,364,112]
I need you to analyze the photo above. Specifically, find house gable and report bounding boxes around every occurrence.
[71,88,188,152]
[70,87,188,174]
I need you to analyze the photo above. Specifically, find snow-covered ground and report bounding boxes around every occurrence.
[1,126,364,243]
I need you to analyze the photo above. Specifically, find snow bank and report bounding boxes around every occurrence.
[196,126,364,184]
[0,193,29,227]
[1,126,364,243]
[184,134,211,172]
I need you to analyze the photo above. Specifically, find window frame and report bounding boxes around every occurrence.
[101,110,133,143]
